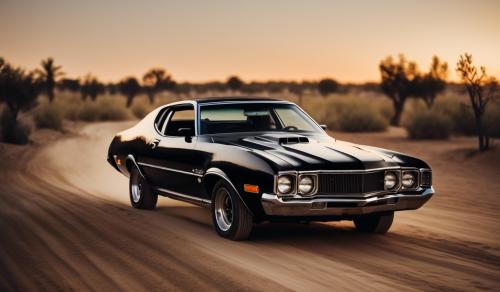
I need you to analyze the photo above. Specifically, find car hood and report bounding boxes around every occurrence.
[210,132,427,171]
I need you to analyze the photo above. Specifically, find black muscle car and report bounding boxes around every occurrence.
[107,97,434,240]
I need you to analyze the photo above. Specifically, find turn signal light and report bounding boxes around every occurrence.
[244,184,259,194]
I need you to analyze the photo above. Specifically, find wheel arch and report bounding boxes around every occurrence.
[125,154,144,178]
[203,167,254,216]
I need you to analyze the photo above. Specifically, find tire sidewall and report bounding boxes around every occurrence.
[354,211,394,233]
[129,168,145,208]
[211,181,244,238]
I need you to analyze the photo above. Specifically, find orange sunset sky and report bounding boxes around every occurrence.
[1,0,499,83]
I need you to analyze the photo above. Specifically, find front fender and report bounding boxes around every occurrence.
[202,164,274,220]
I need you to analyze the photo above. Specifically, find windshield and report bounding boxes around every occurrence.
[199,103,322,134]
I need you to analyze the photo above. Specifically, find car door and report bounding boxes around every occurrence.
[141,104,201,196]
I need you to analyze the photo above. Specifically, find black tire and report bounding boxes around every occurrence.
[211,180,253,240]
[129,166,157,209]
[353,212,394,234]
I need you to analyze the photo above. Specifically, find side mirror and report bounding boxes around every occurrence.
[178,128,193,143]
[320,124,327,131]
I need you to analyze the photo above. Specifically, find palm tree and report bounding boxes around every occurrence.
[36,57,64,103]
[119,77,141,107]
[143,68,175,104]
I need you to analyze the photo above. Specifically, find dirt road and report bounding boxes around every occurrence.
[1,122,499,291]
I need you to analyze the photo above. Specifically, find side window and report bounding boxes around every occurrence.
[164,106,195,136]
[154,107,170,133]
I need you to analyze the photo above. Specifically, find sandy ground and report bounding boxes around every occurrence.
[1,122,499,291]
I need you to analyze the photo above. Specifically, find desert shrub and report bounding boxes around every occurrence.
[55,95,131,122]
[430,96,474,136]
[94,97,131,121]
[0,108,31,144]
[131,98,153,119]
[404,109,452,139]
[449,105,476,136]
[377,99,395,122]
[320,96,389,132]
[153,94,178,107]
[76,102,100,121]
[300,96,329,124]
[33,103,63,130]
[337,104,388,132]
[485,103,500,138]
[51,93,84,121]
[430,96,500,137]
[400,96,498,139]
[400,99,425,126]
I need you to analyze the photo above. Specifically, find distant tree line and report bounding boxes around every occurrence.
[0,54,497,150]
[0,57,355,109]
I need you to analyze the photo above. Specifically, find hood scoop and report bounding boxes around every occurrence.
[278,137,309,144]
[251,135,310,145]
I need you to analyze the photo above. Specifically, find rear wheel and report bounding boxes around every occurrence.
[211,180,253,240]
[353,212,394,234]
[129,166,157,209]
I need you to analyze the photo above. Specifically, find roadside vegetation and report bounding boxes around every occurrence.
[0,54,498,150]
[33,102,63,130]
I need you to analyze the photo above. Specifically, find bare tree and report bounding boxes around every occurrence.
[379,54,420,126]
[36,57,64,103]
[418,56,448,108]
[456,53,498,151]
[143,68,175,104]
[119,77,141,107]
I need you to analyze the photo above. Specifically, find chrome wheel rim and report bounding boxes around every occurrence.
[131,171,142,203]
[215,188,233,231]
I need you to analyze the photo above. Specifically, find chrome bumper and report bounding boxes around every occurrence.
[261,187,434,216]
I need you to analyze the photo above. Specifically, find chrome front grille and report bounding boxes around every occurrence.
[318,171,385,195]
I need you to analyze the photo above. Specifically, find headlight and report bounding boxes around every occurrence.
[384,172,398,190]
[402,172,416,189]
[298,175,315,195]
[277,176,293,194]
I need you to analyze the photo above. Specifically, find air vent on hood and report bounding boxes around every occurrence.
[278,137,309,144]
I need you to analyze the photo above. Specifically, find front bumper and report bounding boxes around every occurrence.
[261,187,434,216]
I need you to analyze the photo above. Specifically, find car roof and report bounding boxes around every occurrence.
[195,96,286,104]
[162,97,293,109]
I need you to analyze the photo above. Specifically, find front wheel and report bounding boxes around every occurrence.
[353,212,394,234]
[211,180,253,240]
[129,166,157,209]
